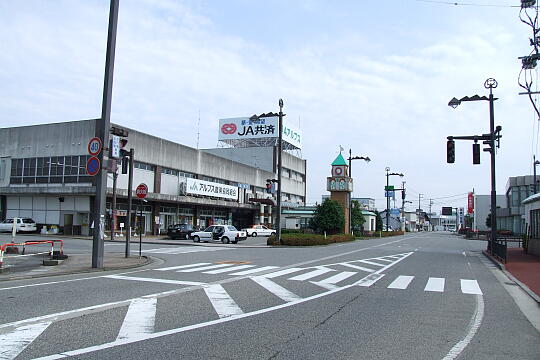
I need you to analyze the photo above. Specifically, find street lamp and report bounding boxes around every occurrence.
[385,167,404,231]
[448,78,499,253]
[347,149,370,234]
[276,99,284,245]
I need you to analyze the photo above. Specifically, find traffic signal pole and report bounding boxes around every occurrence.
[92,0,119,269]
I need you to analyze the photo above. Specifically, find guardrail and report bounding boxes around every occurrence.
[0,239,64,268]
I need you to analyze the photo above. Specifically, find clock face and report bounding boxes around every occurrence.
[333,166,345,176]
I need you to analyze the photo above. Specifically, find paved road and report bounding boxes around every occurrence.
[0,232,538,359]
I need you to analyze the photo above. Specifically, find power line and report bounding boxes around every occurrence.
[415,0,519,7]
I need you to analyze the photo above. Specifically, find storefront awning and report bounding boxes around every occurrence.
[249,198,276,206]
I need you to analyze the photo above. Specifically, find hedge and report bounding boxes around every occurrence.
[267,233,355,246]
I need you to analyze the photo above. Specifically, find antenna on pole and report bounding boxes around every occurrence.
[196,110,201,149]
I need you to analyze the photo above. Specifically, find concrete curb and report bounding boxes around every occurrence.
[0,255,156,282]
[14,233,272,248]
[482,251,540,304]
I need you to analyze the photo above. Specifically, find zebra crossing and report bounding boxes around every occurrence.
[0,251,485,359]
[133,246,233,255]
[144,251,482,295]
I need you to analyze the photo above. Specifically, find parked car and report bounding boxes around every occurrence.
[0,218,37,233]
[167,223,196,240]
[242,225,276,237]
[191,225,247,244]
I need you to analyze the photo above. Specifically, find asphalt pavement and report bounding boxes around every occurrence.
[0,232,538,359]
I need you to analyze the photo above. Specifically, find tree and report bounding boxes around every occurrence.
[351,200,366,231]
[485,213,491,229]
[375,210,384,231]
[309,198,345,234]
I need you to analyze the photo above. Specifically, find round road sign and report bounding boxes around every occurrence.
[86,156,101,176]
[88,137,102,156]
[136,183,148,199]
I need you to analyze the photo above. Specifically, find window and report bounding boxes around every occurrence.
[134,162,154,171]
[161,168,178,176]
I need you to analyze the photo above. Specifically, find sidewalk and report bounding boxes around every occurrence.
[484,247,540,303]
[0,253,153,281]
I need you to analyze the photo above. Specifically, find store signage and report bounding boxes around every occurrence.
[110,135,121,159]
[218,117,302,149]
[186,178,238,200]
[467,192,474,214]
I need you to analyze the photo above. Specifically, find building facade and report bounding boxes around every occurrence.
[0,120,307,235]
[496,175,536,235]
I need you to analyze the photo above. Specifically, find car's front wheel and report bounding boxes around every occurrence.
[193,236,200,243]
[252,232,257,237]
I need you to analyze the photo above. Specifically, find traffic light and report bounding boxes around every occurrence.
[447,140,455,163]
[402,189,406,200]
[121,156,129,174]
[266,182,272,193]
[119,138,129,157]
[472,143,480,164]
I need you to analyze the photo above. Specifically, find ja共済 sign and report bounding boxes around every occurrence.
[218,117,302,149]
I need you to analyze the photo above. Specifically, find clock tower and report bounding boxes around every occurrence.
[327,152,353,234]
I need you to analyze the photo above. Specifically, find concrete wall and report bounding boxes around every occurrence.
[0,120,96,158]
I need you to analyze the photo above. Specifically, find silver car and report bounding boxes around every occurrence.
[0,218,37,233]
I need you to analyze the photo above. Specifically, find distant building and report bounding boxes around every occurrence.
[322,195,376,211]
[474,194,506,231]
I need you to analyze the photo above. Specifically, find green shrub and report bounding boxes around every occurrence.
[370,231,404,237]
[267,233,355,246]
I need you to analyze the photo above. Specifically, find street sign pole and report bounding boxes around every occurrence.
[92,0,119,269]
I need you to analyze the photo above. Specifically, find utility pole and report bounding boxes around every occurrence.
[401,181,406,232]
[92,0,119,269]
[417,193,423,231]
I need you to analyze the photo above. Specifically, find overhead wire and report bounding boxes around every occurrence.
[415,0,518,8]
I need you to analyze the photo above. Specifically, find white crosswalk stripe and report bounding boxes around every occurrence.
[0,322,51,360]
[229,266,279,275]
[178,264,237,273]
[137,247,233,255]
[387,275,415,289]
[204,284,244,318]
[425,277,445,292]
[340,263,375,273]
[261,267,305,279]
[117,298,156,341]
[155,263,211,271]
[288,267,334,281]
[251,276,301,302]
[460,279,483,295]
[203,264,256,274]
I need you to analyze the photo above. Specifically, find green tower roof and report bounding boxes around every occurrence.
[332,153,347,166]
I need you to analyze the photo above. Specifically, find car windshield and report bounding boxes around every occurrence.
[4,219,13,223]
[204,226,214,232]
[228,226,237,231]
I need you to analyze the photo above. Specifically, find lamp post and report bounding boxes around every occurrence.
[534,155,540,194]
[347,149,370,234]
[448,78,499,252]
[276,99,284,244]
[385,168,404,231]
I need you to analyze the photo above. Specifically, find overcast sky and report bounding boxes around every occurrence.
[0,0,536,212]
